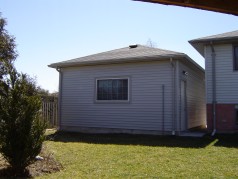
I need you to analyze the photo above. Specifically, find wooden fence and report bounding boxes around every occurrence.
[41,96,58,128]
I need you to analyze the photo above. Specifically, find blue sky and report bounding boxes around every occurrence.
[0,0,237,92]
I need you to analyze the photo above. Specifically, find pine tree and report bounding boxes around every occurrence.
[0,14,46,175]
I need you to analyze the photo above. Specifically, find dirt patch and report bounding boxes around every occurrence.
[0,145,62,177]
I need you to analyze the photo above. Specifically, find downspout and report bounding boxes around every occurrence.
[210,42,217,136]
[170,58,176,135]
[56,67,62,130]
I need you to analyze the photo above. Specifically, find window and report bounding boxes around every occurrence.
[96,78,128,101]
[234,46,238,70]
[236,109,238,125]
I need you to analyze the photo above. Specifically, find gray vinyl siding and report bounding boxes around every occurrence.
[60,61,173,131]
[178,61,206,128]
[205,44,238,104]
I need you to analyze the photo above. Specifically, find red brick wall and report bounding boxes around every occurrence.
[207,104,237,132]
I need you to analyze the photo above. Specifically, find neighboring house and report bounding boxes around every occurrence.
[189,30,238,133]
[49,45,205,135]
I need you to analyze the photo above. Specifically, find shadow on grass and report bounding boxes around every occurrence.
[213,133,238,148]
[0,167,31,178]
[46,131,227,148]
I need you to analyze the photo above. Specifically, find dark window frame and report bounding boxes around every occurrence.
[96,78,129,102]
[233,45,238,71]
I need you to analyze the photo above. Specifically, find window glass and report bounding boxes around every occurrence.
[236,110,238,125]
[234,46,238,70]
[97,79,128,101]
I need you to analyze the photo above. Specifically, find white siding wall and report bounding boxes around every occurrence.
[178,61,206,128]
[205,44,238,104]
[60,61,174,132]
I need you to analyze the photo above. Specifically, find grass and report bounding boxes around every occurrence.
[38,131,238,178]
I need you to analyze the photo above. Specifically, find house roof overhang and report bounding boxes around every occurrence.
[49,54,204,72]
[133,0,238,16]
[49,54,184,68]
[189,37,238,57]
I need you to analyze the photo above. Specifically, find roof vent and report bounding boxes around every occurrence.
[129,44,138,49]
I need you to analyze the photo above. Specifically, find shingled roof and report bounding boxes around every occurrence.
[189,30,238,57]
[48,44,202,70]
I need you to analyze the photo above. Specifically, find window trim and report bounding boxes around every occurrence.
[233,45,238,71]
[95,77,130,103]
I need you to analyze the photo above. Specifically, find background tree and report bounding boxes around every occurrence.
[37,86,50,96]
[0,14,46,175]
[146,38,157,48]
[0,14,17,80]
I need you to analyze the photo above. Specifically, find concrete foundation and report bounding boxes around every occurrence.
[60,126,176,136]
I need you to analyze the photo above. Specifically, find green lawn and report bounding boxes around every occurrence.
[39,131,238,178]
